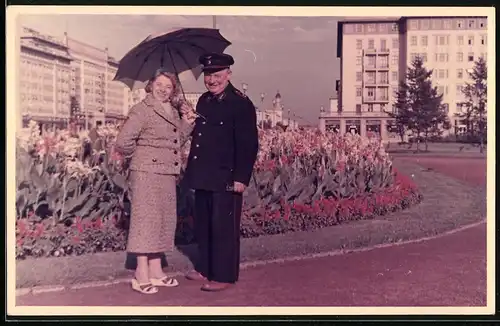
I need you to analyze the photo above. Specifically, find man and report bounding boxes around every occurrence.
[183,52,259,292]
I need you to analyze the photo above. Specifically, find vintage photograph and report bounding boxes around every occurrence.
[9,7,491,312]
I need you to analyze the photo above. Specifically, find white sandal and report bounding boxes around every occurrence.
[150,276,179,287]
[131,278,159,294]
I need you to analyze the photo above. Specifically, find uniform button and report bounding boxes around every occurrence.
[173,128,177,132]
[194,156,198,159]
[220,121,224,125]
[196,144,199,148]
[174,150,178,154]
[152,158,157,162]
[198,133,202,136]
[174,162,179,166]
[202,121,206,125]
[173,139,178,143]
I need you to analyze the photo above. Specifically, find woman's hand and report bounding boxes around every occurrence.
[180,103,197,124]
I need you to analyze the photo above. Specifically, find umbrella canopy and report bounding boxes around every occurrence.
[113,28,232,90]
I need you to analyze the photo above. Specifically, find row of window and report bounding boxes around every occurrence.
[356,38,397,51]
[409,52,486,63]
[355,103,388,113]
[353,83,469,100]
[356,55,391,67]
[21,83,75,94]
[355,71,392,84]
[410,34,487,47]
[22,106,56,114]
[348,23,399,34]
[409,19,486,30]
[357,34,488,52]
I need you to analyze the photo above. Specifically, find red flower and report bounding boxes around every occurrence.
[74,216,84,233]
[93,217,103,229]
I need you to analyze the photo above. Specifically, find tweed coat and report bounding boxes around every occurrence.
[114,94,194,254]
[115,94,194,175]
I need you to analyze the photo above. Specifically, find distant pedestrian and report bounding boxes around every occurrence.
[115,68,197,295]
[183,53,259,292]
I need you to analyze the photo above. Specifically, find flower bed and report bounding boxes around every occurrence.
[15,121,422,260]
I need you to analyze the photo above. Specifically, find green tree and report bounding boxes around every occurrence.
[386,81,410,144]
[460,57,487,152]
[387,56,449,152]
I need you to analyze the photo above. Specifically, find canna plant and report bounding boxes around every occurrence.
[17,121,396,229]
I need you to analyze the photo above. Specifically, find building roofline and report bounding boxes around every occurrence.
[337,17,401,25]
[21,42,74,61]
[401,16,488,19]
[66,37,108,54]
[336,15,488,58]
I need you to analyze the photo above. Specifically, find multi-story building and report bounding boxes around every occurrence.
[125,88,147,112]
[319,16,488,139]
[19,27,128,129]
[255,91,299,130]
[65,33,126,127]
[19,27,74,128]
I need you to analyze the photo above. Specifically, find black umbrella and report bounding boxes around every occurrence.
[113,28,232,90]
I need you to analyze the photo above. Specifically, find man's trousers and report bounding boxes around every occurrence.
[193,189,243,283]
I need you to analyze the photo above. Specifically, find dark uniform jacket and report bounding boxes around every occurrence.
[184,83,259,191]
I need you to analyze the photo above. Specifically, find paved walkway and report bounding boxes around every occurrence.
[16,156,487,307]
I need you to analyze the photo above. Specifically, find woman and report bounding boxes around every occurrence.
[115,69,196,294]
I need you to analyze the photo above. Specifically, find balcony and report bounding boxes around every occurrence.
[364,97,390,103]
[378,79,390,86]
[365,48,377,55]
[364,64,377,71]
[377,64,389,71]
[378,48,390,55]
[364,79,377,86]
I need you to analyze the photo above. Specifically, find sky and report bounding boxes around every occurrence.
[19,14,345,124]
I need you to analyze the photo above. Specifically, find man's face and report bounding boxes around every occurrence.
[203,69,231,95]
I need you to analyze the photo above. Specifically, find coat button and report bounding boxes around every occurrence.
[220,121,223,125]
[173,139,178,143]
[194,156,198,159]
[198,133,202,136]
[202,121,206,125]
[173,128,177,132]
[195,144,199,148]
[174,150,178,154]
[174,162,179,166]
[152,158,157,162]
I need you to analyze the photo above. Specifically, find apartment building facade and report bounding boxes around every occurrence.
[19,27,127,129]
[319,16,488,139]
[19,27,74,128]
[66,34,126,127]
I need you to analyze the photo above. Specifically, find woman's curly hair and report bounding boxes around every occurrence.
[145,69,190,113]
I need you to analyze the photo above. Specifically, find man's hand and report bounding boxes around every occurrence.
[233,181,246,193]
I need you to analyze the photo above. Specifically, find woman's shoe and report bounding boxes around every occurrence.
[150,276,179,287]
[131,278,159,294]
